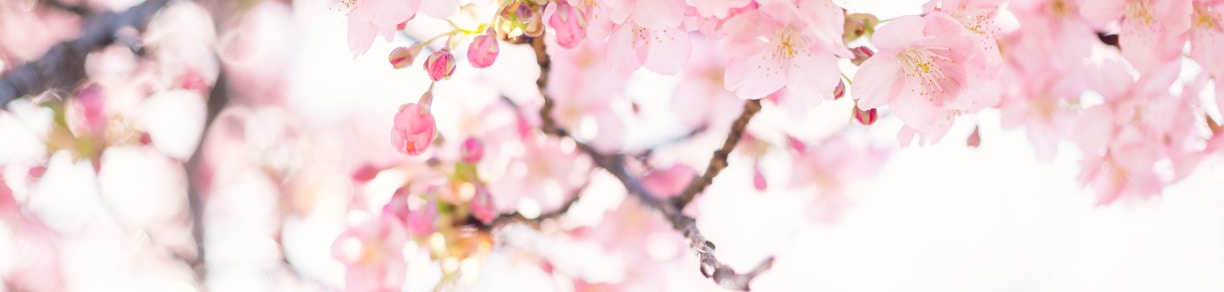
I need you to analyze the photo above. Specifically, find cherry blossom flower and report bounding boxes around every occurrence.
[721,0,846,100]
[923,0,1017,71]
[1003,0,1098,73]
[461,137,484,163]
[851,13,988,145]
[1081,0,1192,72]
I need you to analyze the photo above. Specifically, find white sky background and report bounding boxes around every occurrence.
[275,0,1224,290]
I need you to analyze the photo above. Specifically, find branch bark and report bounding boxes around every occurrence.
[672,99,760,209]
[0,0,170,106]
[521,35,772,291]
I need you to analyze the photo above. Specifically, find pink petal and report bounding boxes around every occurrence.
[870,15,928,52]
[643,27,692,74]
[850,54,904,109]
[785,53,839,101]
[724,52,786,99]
[631,0,686,29]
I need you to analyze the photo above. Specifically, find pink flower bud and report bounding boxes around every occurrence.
[467,28,500,68]
[850,46,874,66]
[471,185,496,224]
[389,45,423,69]
[967,125,981,148]
[833,79,846,100]
[753,166,767,191]
[391,102,437,156]
[423,48,457,81]
[461,137,484,163]
[854,106,878,125]
[548,1,586,49]
[516,3,534,23]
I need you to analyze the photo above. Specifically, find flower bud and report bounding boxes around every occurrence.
[391,102,437,156]
[849,46,874,66]
[423,48,457,81]
[461,137,484,163]
[548,1,586,48]
[853,106,878,125]
[523,12,545,37]
[389,45,423,69]
[753,166,767,191]
[843,13,879,43]
[467,28,500,68]
[833,79,846,100]
[967,125,981,148]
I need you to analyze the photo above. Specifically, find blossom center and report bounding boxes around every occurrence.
[899,48,952,99]
[1125,0,1155,26]
[770,28,809,62]
[1193,3,1220,31]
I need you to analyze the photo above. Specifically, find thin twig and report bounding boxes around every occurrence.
[522,35,772,291]
[672,99,761,209]
[0,0,171,105]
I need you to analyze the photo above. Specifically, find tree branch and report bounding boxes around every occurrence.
[672,99,761,209]
[0,0,170,106]
[521,35,772,291]
[183,66,229,283]
[39,0,92,17]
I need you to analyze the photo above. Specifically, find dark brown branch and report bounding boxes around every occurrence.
[522,36,772,291]
[0,0,170,106]
[488,187,584,229]
[39,0,91,17]
[183,68,229,282]
[672,99,761,209]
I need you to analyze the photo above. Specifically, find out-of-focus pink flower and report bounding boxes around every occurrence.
[461,137,484,163]
[721,0,846,100]
[467,28,500,68]
[1081,0,1192,72]
[546,38,629,152]
[788,136,890,222]
[471,185,496,224]
[424,48,457,81]
[851,13,986,145]
[1004,0,1097,73]
[391,102,436,156]
[331,213,409,292]
[923,0,1017,70]
[996,60,1086,161]
[1072,60,1199,204]
[641,164,696,198]
[671,36,741,129]
[547,1,587,48]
